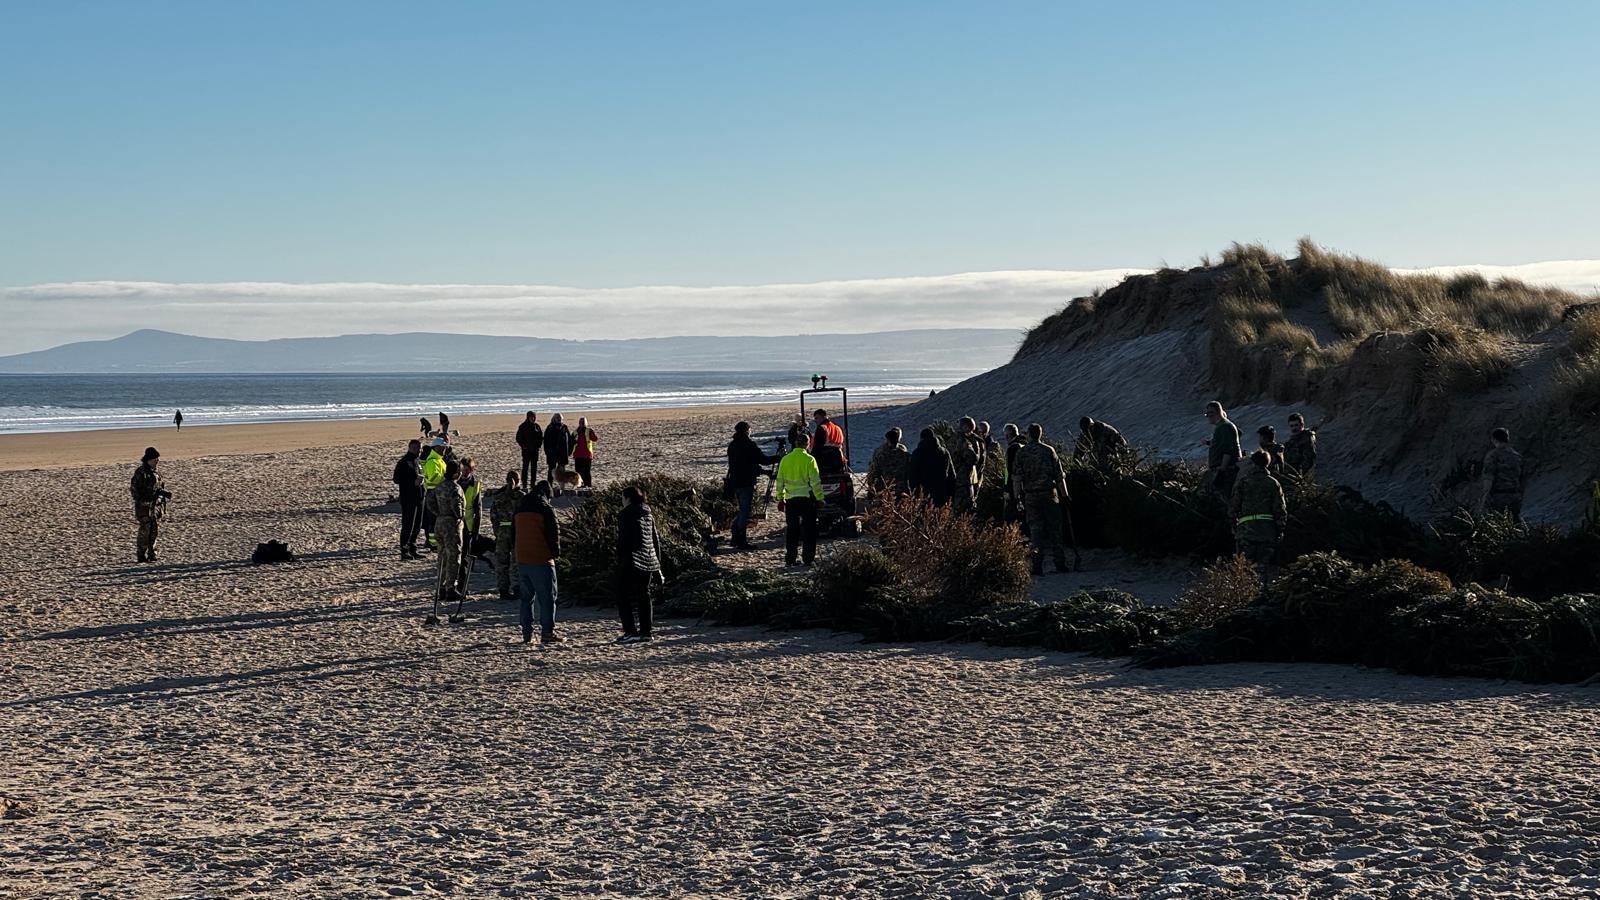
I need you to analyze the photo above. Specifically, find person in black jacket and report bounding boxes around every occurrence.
[438,410,451,435]
[908,427,957,507]
[392,439,425,559]
[615,486,664,643]
[725,421,777,550]
[544,413,573,494]
[515,411,543,488]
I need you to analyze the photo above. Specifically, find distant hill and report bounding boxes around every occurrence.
[0,328,1020,374]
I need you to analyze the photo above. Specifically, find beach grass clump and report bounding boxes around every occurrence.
[959,590,1179,657]
[1170,554,1261,631]
[1553,350,1600,414]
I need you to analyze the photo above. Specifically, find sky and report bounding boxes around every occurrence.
[2,1,1597,354]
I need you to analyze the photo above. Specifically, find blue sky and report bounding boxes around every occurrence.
[3,0,1596,289]
[1,1,1598,353]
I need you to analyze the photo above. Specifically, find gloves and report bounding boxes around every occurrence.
[777,500,786,513]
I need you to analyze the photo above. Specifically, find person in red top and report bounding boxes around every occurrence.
[810,409,846,473]
[572,416,599,489]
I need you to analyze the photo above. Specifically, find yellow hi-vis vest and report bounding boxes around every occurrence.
[422,451,446,490]
[776,448,824,502]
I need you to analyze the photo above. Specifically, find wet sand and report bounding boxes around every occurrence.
[2,410,1597,898]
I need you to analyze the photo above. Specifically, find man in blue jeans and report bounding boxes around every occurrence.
[725,421,777,550]
[513,481,562,644]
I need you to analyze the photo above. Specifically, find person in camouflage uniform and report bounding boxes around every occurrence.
[1255,425,1287,475]
[1012,423,1070,575]
[1229,450,1287,569]
[951,416,984,514]
[1283,413,1317,478]
[432,458,466,603]
[867,428,912,495]
[1480,427,1525,521]
[1204,401,1242,498]
[490,469,526,601]
[130,446,171,563]
[1073,417,1129,469]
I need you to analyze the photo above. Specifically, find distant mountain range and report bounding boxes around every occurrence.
[0,328,1020,374]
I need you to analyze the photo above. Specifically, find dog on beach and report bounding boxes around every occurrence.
[553,466,583,494]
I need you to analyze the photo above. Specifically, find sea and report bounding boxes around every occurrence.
[0,371,971,434]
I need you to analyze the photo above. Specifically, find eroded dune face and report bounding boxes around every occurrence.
[858,256,1597,524]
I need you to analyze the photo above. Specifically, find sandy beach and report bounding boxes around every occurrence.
[3,410,1598,898]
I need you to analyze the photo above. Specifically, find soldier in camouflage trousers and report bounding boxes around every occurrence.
[130,446,171,563]
[490,470,527,601]
[432,458,466,602]
[1230,450,1287,569]
[867,428,912,495]
[1012,424,1070,575]
[951,416,984,514]
[1480,427,1525,521]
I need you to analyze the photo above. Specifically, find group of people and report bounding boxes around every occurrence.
[389,412,649,646]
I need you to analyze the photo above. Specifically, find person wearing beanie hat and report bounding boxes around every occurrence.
[131,447,172,562]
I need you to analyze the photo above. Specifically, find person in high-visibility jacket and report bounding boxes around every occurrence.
[421,437,449,550]
[776,426,825,567]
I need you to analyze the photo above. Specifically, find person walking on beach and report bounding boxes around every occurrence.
[515,411,543,488]
[432,458,466,604]
[1203,401,1242,498]
[490,469,525,601]
[393,439,425,560]
[726,421,776,550]
[514,481,562,644]
[544,413,573,494]
[131,447,171,563]
[438,410,451,436]
[775,426,824,567]
[1013,424,1070,576]
[420,416,433,438]
[1284,413,1318,478]
[1480,427,1525,521]
[173,410,183,431]
[867,427,911,496]
[908,427,956,507]
[1230,450,1286,569]
[455,456,483,596]
[615,486,664,642]
[572,417,598,489]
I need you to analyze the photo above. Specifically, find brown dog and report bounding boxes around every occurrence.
[553,466,583,494]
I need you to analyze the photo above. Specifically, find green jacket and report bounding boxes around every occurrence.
[1209,418,1242,471]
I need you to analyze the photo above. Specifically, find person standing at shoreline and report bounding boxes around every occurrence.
[572,417,598,489]
[515,411,543,489]
[438,410,451,436]
[131,447,171,563]
[173,410,183,431]
[615,485,663,643]
[392,439,425,560]
[544,413,573,494]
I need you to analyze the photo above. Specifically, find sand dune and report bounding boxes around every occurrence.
[2,411,1597,897]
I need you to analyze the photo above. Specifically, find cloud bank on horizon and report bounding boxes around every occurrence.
[4,261,1599,356]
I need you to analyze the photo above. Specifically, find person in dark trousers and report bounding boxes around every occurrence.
[515,411,543,488]
[393,439,425,559]
[725,420,777,549]
[908,427,957,507]
[513,481,562,644]
[572,417,598,488]
[775,426,824,567]
[544,413,573,494]
[615,485,663,643]
[173,410,183,431]
[420,417,433,437]
[438,411,451,435]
